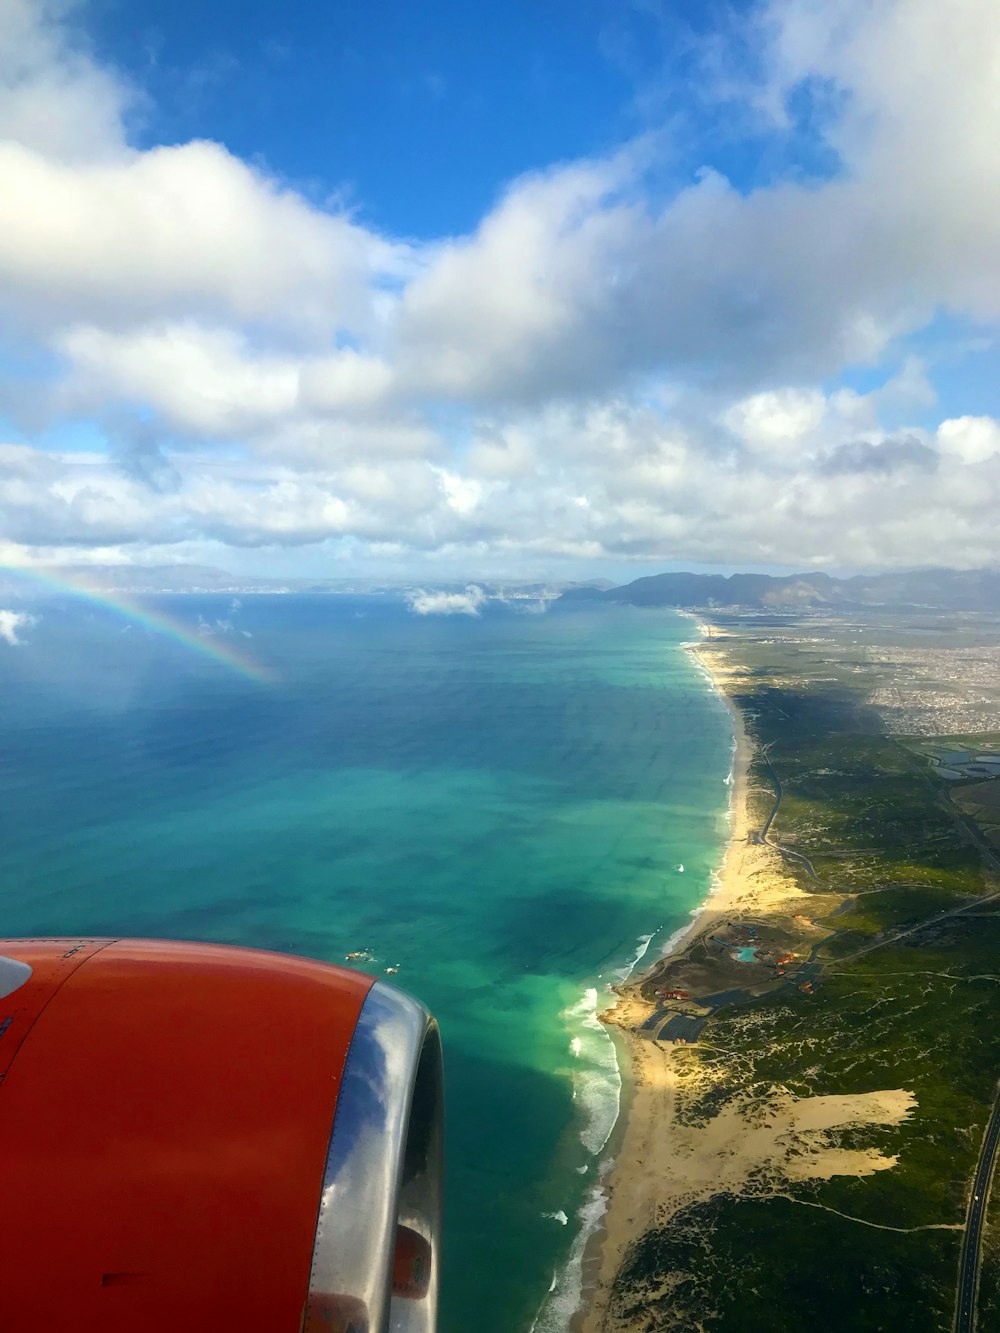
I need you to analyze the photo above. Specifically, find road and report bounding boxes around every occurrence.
[758,745,819,880]
[759,744,782,841]
[838,888,1000,965]
[955,1084,1000,1333]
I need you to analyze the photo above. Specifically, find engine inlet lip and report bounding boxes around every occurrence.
[303,980,443,1333]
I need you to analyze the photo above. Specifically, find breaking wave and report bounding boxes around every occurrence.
[531,926,659,1331]
[527,1184,610,1333]
[612,929,656,983]
[563,986,621,1156]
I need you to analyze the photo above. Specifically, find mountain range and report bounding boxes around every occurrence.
[560,569,1000,612]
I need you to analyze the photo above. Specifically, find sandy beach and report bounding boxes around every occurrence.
[573,629,914,1333]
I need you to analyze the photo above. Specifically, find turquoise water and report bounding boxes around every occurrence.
[0,595,731,1332]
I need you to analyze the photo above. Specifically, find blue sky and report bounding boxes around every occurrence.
[95,0,649,236]
[86,0,842,235]
[0,0,998,580]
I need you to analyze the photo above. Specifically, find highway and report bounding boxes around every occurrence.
[955,1085,1000,1333]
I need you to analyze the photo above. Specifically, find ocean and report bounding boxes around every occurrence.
[0,593,732,1332]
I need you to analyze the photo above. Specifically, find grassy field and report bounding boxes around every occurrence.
[610,616,1000,1331]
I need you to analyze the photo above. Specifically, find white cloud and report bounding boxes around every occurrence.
[299,351,396,414]
[57,324,402,438]
[383,0,1000,404]
[436,469,484,516]
[58,324,301,435]
[0,140,403,338]
[405,586,487,616]
[0,0,130,161]
[396,155,639,400]
[937,417,1000,466]
[2,388,1000,571]
[0,0,998,575]
[722,389,827,454]
[0,609,37,645]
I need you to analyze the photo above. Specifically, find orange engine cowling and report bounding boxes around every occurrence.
[0,938,443,1333]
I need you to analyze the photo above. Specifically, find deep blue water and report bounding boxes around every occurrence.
[0,594,731,1332]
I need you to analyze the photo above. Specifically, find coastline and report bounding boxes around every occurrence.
[561,607,996,1333]
[571,625,829,1333]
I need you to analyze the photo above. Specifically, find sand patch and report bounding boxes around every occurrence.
[787,1088,916,1133]
[576,1037,917,1332]
[615,1043,914,1215]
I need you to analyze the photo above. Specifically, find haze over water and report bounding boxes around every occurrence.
[0,595,731,1332]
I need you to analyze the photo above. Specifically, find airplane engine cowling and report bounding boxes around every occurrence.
[0,938,443,1333]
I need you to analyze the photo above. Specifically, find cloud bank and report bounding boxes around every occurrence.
[0,0,998,574]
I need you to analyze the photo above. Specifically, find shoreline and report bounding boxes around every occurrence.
[558,607,992,1333]
[568,625,755,1332]
[529,623,744,1333]
[571,625,829,1333]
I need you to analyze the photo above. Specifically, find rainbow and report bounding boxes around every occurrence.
[3,564,275,684]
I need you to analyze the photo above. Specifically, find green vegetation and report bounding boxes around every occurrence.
[978,1212,1000,1329]
[611,617,1000,1331]
[613,1195,958,1333]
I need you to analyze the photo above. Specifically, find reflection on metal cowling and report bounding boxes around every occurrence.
[304,981,444,1333]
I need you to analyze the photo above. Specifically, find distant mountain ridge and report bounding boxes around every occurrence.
[561,569,1000,612]
[3,563,996,611]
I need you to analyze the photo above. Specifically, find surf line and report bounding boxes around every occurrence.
[2,563,274,684]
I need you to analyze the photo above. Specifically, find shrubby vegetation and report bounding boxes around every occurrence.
[612,623,1000,1330]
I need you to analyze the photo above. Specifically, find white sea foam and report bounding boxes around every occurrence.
[527,1184,610,1333]
[533,936,653,1330]
[677,609,710,652]
[657,911,702,962]
[613,930,656,984]
[566,929,665,1168]
[563,987,621,1156]
[574,1070,618,1157]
